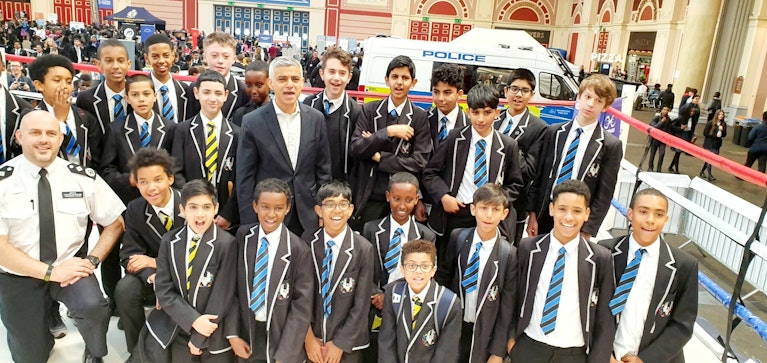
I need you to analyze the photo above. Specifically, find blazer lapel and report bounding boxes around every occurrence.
[407,216,422,240]
[174,78,189,122]
[456,109,469,129]
[642,239,677,340]
[172,189,184,224]
[407,282,437,349]
[143,202,166,239]
[373,100,386,131]
[450,127,471,193]
[93,84,109,130]
[341,93,353,175]
[578,126,604,179]
[488,130,506,184]
[74,108,89,166]
[243,225,260,303]
[493,111,506,131]
[476,238,501,318]
[329,231,354,302]
[456,229,473,303]
[295,104,312,168]
[189,227,216,306]
[549,122,572,179]
[169,228,188,295]
[374,218,389,282]
[577,239,597,336]
[124,114,139,154]
[224,76,239,119]
[151,114,168,149]
[522,236,549,316]
[611,236,630,283]
[514,110,531,140]
[309,229,324,285]
[4,88,21,147]
[267,225,292,326]
[263,104,293,171]
[216,120,235,183]
[189,116,207,177]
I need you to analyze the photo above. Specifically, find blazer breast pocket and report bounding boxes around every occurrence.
[274,279,292,305]
[656,294,675,318]
[337,272,358,295]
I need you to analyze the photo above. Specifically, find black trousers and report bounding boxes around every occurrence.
[648,143,666,171]
[115,273,156,353]
[745,151,767,172]
[509,334,586,363]
[0,272,110,363]
[350,199,390,232]
[141,331,235,363]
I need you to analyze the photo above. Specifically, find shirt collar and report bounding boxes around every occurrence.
[408,280,431,303]
[470,126,494,145]
[200,112,223,127]
[150,189,175,218]
[573,118,599,134]
[550,233,579,255]
[151,73,174,89]
[387,97,406,116]
[390,216,411,236]
[438,104,459,122]
[186,225,203,243]
[472,228,499,249]
[273,99,301,117]
[259,224,283,244]
[323,90,344,106]
[104,84,126,100]
[324,226,348,247]
[628,234,660,260]
[134,111,155,126]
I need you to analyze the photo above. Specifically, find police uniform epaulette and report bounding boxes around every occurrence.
[0,165,14,181]
[67,163,97,179]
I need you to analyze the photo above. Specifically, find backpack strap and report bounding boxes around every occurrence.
[497,238,512,287]
[391,281,408,321]
[455,227,473,257]
[433,285,457,336]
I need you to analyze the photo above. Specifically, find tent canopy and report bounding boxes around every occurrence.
[105,6,166,26]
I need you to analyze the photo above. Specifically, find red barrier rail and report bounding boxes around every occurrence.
[9,54,764,187]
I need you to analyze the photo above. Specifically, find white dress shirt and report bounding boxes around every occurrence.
[255,225,283,321]
[324,227,347,276]
[150,189,175,221]
[273,99,302,169]
[525,235,585,347]
[387,97,406,117]
[463,229,497,323]
[152,74,179,123]
[613,236,660,359]
[387,216,411,283]
[135,111,155,135]
[104,85,127,123]
[409,281,430,317]
[457,128,494,204]
[555,119,599,182]
[44,100,78,164]
[438,105,460,132]
[322,90,343,115]
[499,109,525,136]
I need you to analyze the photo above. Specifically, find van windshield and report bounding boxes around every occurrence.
[434,62,576,101]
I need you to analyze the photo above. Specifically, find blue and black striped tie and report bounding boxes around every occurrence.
[139,122,151,148]
[113,94,126,123]
[461,242,482,294]
[556,127,583,185]
[474,139,488,187]
[322,240,335,318]
[384,228,403,274]
[390,109,398,118]
[540,247,567,334]
[503,117,514,136]
[438,116,448,142]
[160,85,175,122]
[609,249,646,316]
[324,100,330,116]
[64,124,81,158]
[249,237,269,315]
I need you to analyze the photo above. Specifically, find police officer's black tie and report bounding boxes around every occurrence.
[39,168,57,264]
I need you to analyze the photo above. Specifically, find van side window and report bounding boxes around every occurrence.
[434,62,512,95]
[538,72,576,100]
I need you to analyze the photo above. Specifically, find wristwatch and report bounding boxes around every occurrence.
[86,255,100,268]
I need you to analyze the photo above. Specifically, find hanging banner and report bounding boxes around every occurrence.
[140,24,155,43]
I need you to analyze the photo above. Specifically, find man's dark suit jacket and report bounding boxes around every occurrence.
[422,126,523,237]
[514,234,616,363]
[599,236,698,363]
[101,112,174,203]
[435,227,517,363]
[236,102,332,231]
[493,109,547,220]
[189,74,248,120]
[76,82,127,134]
[363,215,436,294]
[304,91,361,182]
[528,121,622,236]
[234,223,314,363]
[172,115,239,225]
[148,225,238,352]
[303,227,374,353]
[349,98,431,217]
[378,279,462,363]
[38,102,104,170]
[426,106,469,151]
[120,188,185,284]
[2,86,32,159]
[150,74,196,123]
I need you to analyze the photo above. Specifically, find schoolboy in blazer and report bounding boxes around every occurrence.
[435,184,517,363]
[76,39,132,134]
[236,57,332,236]
[101,74,175,204]
[512,180,615,363]
[427,63,470,150]
[0,84,33,161]
[348,55,431,231]
[378,240,462,363]
[144,34,196,123]
[231,179,314,363]
[190,32,249,120]
[492,69,547,244]
[146,180,238,362]
[527,74,621,239]
[115,149,185,357]
[423,84,523,253]
[173,71,240,230]
[598,189,698,363]
[303,182,374,363]
[303,47,361,182]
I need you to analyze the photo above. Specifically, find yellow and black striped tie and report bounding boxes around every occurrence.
[160,211,172,232]
[412,296,422,329]
[187,235,201,292]
[205,121,218,181]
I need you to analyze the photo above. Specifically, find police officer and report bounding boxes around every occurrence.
[0,110,125,363]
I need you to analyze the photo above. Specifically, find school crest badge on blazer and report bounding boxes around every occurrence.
[486,285,499,302]
[421,329,436,347]
[199,271,214,287]
[590,288,599,307]
[587,163,600,178]
[223,157,234,171]
[658,300,674,317]
[339,277,356,294]
[277,282,291,301]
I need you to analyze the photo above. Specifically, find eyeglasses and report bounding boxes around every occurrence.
[321,202,351,211]
[403,263,435,272]
[507,86,533,95]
